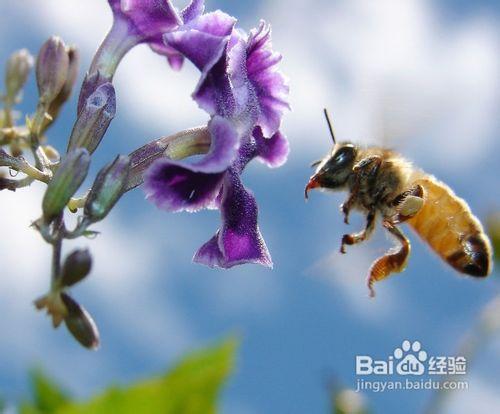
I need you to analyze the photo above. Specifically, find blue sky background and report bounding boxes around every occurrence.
[0,1,499,413]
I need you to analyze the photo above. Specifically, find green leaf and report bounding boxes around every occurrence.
[20,368,70,414]
[57,337,237,414]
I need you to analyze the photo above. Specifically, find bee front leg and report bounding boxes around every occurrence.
[367,220,410,298]
[340,210,376,254]
[340,192,357,225]
[340,156,383,224]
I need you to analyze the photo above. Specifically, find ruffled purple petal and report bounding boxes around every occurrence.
[246,21,290,138]
[144,164,225,212]
[181,0,205,23]
[227,35,258,121]
[119,0,182,37]
[143,116,239,212]
[148,42,184,70]
[193,31,250,118]
[166,51,184,70]
[164,12,235,72]
[192,233,224,267]
[254,127,289,168]
[194,170,272,268]
[191,21,291,136]
[108,0,122,12]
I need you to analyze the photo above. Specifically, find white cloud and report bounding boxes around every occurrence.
[27,0,498,323]
[265,0,500,169]
[5,0,498,337]
[0,185,52,360]
[19,0,500,169]
[2,2,499,409]
[442,375,500,414]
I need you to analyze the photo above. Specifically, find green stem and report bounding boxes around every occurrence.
[3,102,13,128]
[50,215,64,291]
[0,151,50,182]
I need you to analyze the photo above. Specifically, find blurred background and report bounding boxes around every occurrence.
[0,0,499,413]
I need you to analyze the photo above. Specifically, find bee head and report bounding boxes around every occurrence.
[305,109,358,199]
[305,143,357,198]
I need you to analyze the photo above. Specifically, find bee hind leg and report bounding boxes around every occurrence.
[340,210,376,254]
[367,220,410,298]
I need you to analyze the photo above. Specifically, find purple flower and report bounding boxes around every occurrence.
[144,5,290,268]
[107,0,204,70]
[246,22,291,138]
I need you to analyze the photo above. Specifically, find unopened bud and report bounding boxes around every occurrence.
[42,148,90,223]
[61,293,100,349]
[46,46,79,123]
[5,49,34,102]
[67,83,116,154]
[36,36,70,104]
[85,155,130,221]
[77,70,110,114]
[60,249,92,288]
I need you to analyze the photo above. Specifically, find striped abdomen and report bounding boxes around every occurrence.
[406,175,492,277]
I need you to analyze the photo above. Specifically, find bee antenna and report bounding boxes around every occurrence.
[323,108,336,145]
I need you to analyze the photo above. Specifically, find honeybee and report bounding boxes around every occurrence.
[305,109,493,297]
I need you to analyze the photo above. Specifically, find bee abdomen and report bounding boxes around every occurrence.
[446,235,490,277]
[406,176,492,277]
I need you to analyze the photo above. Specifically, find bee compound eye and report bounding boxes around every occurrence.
[333,146,355,165]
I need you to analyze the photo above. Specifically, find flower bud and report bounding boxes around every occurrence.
[42,148,90,223]
[60,249,92,288]
[45,46,80,125]
[77,70,110,114]
[85,155,130,221]
[67,83,116,154]
[61,293,100,349]
[5,49,34,102]
[36,36,70,104]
